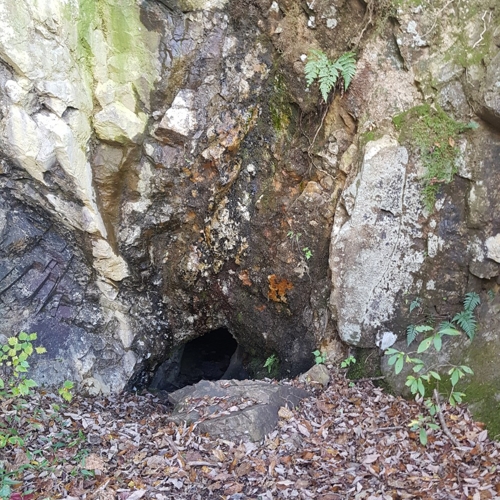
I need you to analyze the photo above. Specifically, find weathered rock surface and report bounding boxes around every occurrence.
[0,0,499,438]
[330,136,424,348]
[168,379,309,441]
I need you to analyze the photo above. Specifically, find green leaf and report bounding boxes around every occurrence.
[413,364,424,373]
[8,337,18,346]
[0,484,12,498]
[387,354,399,366]
[35,347,47,354]
[417,378,426,398]
[385,348,400,356]
[415,325,434,333]
[419,427,428,445]
[433,335,442,351]
[417,337,433,353]
[24,379,37,388]
[449,368,460,386]
[395,355,404,375]
[18,331,29,341]
[461,365,474,375]
[429,371,441,380]
[439,326,461,336]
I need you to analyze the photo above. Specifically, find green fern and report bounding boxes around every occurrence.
[463,292,480,312]
[336,52,357,90]
[406,324,418,346]
[409,298,421,314]
[305,50,356,102]
[452,310,477,340]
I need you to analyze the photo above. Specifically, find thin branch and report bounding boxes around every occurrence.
[433,389,460,447]
[351,376,386,383]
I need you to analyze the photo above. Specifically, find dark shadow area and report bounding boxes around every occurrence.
[149,328,248,392]
[179,328,238,385]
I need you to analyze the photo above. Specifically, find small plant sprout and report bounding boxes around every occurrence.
[408,414,439,446]
[58,380,75,402]
[341,355,356,369]
[264,354,278,374]
[302,247,313,260]
[312,350,326,365]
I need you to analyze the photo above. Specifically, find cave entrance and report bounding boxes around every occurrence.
[150,328,246,392]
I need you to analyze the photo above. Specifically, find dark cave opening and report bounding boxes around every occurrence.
[149,328,247,392]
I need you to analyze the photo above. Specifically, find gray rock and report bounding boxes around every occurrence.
[298,364,330,388]
[329,136,424,347]
[168,379,310,441]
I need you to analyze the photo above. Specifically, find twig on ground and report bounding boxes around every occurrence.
[433,389,460,447]
[352,376,386,383]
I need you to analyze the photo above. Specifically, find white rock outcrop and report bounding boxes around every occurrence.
[329,136,425,346]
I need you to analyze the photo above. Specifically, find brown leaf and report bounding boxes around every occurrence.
[84,453,106,470]
[224,483,244,495]
[212,449,226,462]
[235,461,253,477]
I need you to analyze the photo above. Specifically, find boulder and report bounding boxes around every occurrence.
[168,379,310,441]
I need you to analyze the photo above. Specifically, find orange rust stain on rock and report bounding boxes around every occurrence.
[238,270,252,286]
[268,274,293,303]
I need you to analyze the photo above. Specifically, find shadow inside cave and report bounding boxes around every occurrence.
[149,328,248,392]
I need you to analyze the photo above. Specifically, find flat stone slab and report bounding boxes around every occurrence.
[168,379,310,441]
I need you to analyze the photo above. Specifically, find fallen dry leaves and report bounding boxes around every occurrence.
[1,368,499,499]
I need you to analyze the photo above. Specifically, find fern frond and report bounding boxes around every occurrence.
[453,310,477,340]
[463,292,480,312]
[305,50,325,87]
[318,65,339,102]
[438,320,454,332]
[304,49,357,101]
[336,51,357,90]
[406,324,418,346]
[305,61,320,87]
[409,298,421,314]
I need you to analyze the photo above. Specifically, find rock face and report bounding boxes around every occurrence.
[0,0,499,436]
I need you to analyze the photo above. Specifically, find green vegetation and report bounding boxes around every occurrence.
[340,355,356,369]
[269,73,293,133]
[313,350,327,365]
[264,354,279,375]
[0,332,45,401]
[385,292,480,445]
[393,103,478,211]
[305,50,357,102]
[287,231,313,262]
[0,333,79,499]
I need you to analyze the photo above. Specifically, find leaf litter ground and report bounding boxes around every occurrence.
[1,368,499,500]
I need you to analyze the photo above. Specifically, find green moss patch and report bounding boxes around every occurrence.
[393,104,474,211]
[269,73,293,134]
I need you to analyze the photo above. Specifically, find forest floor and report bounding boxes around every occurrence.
[1,368,499,500]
